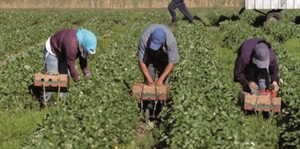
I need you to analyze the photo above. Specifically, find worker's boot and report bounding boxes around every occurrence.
[169,21,178,26]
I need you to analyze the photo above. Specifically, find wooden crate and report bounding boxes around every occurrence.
[132,83,170,100]
[238,91,281,112]
[34,73,69,92]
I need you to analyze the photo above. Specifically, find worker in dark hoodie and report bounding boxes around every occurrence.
[42,28,97,106]
[234,38,279,94]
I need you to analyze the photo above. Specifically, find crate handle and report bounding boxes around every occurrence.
[42,71,62,107]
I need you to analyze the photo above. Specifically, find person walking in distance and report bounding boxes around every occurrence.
[168,0,195,26]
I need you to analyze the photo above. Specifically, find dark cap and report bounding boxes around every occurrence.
[252,43,270,68]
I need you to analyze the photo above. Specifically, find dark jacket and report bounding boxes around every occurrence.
[50,29,89,81]
[234,38,279,88]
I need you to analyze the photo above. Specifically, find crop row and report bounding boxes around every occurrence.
[218,19,300,148]
[21,10,173,148]
[158,21,277,148]
[22,20,149,149]
[1,9,300,148]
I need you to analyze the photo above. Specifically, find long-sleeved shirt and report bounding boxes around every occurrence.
[50,29,89,81]
[234,38,279,86]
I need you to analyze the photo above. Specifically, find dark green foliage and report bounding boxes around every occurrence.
[205,9,235,26]
[1,8,300,149]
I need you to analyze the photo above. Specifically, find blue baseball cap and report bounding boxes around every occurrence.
[252,43,270,68]
[76,28,97,54]
[149,28,166,51]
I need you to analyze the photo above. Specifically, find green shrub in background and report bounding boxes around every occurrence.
[205,9,235,26]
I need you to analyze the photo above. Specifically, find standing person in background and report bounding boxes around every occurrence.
[234,38,279,94]
[168,0,195,26]
[42,28,97,107]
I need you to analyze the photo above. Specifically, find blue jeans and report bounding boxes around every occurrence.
[43,48,68,101]
[168,0,194,22]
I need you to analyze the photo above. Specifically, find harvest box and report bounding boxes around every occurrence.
[132,83,170,100]
[34,73,69,92]
[238,91,281,112]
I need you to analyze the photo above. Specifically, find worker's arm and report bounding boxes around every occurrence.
[269,49,279,91]
[233,56,249,86]
[156,42,178,85]
[137,35,154,85]
[156,63,175,85]
[138,61,154,85]
[269,49,279,84]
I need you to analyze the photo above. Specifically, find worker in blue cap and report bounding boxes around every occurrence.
[137,24,180,121]
[42,28,97,107]
[138,24,180,86]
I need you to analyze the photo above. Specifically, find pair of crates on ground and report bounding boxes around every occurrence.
[34,74,170,100]
[132,83,281,112]
[33,74,170,99]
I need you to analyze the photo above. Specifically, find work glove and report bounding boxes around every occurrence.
[83,69,91,77]
[248,81,258,91]
[85,72,91,77]
[258,80,266,90]
[272,81,279,92]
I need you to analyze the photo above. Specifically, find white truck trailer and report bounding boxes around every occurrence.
[241,0,300,20]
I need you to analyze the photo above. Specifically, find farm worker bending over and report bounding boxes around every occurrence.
[43,28,97,105]
[234,38,279,94]
[168,0,195,26]
[138,24,179,86]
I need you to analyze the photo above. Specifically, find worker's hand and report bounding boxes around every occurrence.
[74,78,79,83]
[156,79,163,86]
[248,81,258,91]
[73,76,80,82]
[272,81,279,92]
[83,70,91,77]
[258,80,266,90]
[147,82,155,86]
[85,72,91,77]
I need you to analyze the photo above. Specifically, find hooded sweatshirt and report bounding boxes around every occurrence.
[233,38,279,87]
[49,29,89,81]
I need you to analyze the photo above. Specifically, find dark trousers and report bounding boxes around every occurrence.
[168,0,194,22]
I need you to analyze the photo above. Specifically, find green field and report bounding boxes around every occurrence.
[1,8,300,149]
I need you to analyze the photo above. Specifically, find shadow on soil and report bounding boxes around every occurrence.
[212,14,265,27]
[205,7,267,28]
[294,16,300,24]
[28,84,44,108]
[122,79,175,148]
